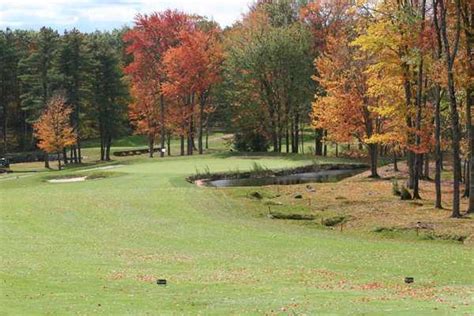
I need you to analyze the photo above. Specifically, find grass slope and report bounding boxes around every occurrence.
[1,154,473,315]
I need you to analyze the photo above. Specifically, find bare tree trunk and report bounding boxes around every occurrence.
[315,129,323,155]
[198,93,206,155]
[435,99,443,209]
[463,0,474,213]
[63,148,68,165]
[290,121,295,153]
[77,140,82,164]
[323,130,327,157]
[105,135,111,161]
[413,0,427,199]
[44,152,50,169]
[435,86,443,209]
[72,146,78,164]
[148,136,154,158]
[464,159,470,197]
[100,136,105,161]
[294,113,300,154]
[433,0,444,209]
[300,124,305,154]
[424,154,430,180]
[368,144,379,178]
[188,116,194,156]
[446,58,462,217]
[57,152,61,170]
[462,159,468,185]
[167,132,171,156]
[439,0,462,217]
[205,124,209,150]
[393,150,399,172]
[187,94,195,156]
[468,95,474,211]
[160,94,165,158]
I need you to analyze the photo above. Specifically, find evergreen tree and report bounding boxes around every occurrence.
[88,33,128,161]
[0,29,19,155]
[18,27,60,167]
[56,28,90,163]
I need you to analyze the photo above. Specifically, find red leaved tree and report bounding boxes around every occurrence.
[124,10,192,157]
[162,26,223,155]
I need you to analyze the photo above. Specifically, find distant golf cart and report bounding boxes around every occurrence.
[0,158,11,173]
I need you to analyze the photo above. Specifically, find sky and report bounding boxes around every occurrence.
[0,0,252,32]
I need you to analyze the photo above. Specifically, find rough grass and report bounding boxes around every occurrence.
[1,148,473,314]
[234,162,474,242]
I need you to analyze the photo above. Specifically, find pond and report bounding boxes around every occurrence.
[207,169,363,188]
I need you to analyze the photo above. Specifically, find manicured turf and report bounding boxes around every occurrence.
[1,154,473,314]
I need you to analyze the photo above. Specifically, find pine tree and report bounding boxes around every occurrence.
[0,29,19,155]
[55,28,90,164]
[88,33,128,161]
[18,27,60,167]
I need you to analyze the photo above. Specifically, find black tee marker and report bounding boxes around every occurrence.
[157,279,167,286]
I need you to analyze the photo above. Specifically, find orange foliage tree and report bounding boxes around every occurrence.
[162,26,223,155]
[352,0,437,199]
[33,94,76,170]
[312,28,382,178]
[124,10,192,157]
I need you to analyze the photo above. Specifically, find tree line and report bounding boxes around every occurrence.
[310,0,473,217]
[0,0,472,216]
[0,27,128,164]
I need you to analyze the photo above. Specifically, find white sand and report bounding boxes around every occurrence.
[80,164,125,172]
[48,176,87,183]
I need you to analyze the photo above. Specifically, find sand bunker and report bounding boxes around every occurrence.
[48,176,87,183]
[81,164,125,172]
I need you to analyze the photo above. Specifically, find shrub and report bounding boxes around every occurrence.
[269,212,315,220]
[400,186,412,200]
[233,132,270,152]
[322,215,347,226]
[249,191,263,199]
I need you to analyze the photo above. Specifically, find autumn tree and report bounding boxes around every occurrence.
[162,24,223,155]
[459,0,473,213]
[301,0,355,154]
[353,0,436,198]
[224,3,314,153]
[312,13,382,178]
[434,0,464,217]
[33,94,76,170]
[124,10,191,158]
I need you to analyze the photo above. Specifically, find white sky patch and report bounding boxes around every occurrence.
[0,0,251,31]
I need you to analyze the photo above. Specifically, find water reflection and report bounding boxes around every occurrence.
[208,169,363,187]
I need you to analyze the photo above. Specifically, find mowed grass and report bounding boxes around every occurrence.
[1,153,473,315]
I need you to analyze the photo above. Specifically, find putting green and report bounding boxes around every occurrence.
[1,154,473,314]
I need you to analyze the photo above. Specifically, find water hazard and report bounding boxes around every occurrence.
[207,169,363,187]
